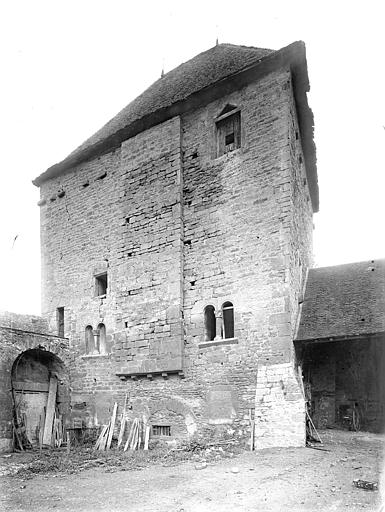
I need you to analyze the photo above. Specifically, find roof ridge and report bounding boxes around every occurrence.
[219,42,274,52]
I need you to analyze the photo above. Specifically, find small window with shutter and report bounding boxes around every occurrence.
[215,105,241,158]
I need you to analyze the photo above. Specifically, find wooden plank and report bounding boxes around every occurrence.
[144,425,150,450]
[99,421,111,451]
[130,419,139,450]
[13,381,49,393]
[39,410,45,451]
[117,418,126,449]
[117,394,128,449]
[66,431,71,453]
[106,403,118,450]
[249,409,255,451]
[124,420,135,451]
[95,424,108,450]
[42,376,58,446]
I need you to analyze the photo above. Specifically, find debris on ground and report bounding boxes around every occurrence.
[0,435,241,479]
[352,479,378,491]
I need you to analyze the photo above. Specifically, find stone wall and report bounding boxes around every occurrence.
[254,363,305,448]
[0,311,70,451]
[37,67,313,446]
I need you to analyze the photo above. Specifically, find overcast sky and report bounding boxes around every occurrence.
[1,0,384,315]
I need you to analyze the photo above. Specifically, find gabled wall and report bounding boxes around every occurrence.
[37,68,313,445]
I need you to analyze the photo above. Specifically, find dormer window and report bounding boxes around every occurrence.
[215,105,241,158]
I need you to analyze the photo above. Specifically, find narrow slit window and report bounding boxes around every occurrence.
[57,307,64,337]
[204,305,216,341]
[95,272,107,296]
[222,302,234,339]
[85,325,94,354]
[97,323,106,354]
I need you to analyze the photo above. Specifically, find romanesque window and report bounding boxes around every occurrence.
[222,302,234,339]
[85,325,94,354]
[56,307,64,337]
[97,323,107,354]
[95,272,107,297]
[215,105,241,158]
[204,305,216,341]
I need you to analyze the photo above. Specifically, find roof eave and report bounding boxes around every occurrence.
[295,331,385,344]
[33,40,319,211]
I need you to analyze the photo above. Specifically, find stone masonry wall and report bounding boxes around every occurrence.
[37,67,313,446]
[254,363,305,449]
[181,69,310,440]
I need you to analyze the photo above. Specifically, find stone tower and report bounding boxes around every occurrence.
[33,41,318,448]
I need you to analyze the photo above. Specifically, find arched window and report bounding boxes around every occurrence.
[222,302,234,339]
[204,306,216,341]
[97,323,106,354]
[85,325,94,354]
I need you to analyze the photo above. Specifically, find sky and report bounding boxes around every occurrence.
[0,0,384,315]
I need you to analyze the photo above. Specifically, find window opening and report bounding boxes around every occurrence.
[57,307,64,337]
[204,305,216,341]
[225,132,235,146]
[216,107,241,158]
[85,325,94,354]
[152,425,171,436]
[97,323,106,354]
[95,272,107,296]
[222,302,234,339]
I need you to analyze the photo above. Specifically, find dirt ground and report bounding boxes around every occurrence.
[0,430,384,512]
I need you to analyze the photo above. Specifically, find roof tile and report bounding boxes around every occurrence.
[296,259,385,341]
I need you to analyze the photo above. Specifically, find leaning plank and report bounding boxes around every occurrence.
[106,402,118,450]
[144,425,150,450]
[39,411,45,451]
[130,420,139,451]
[99,421,110,451]
[95,425,108,450]
[42,376,58,446]
[117,417,126,449]
[129,420,137,450]
[117,394,128,449]
[124,420,135,451]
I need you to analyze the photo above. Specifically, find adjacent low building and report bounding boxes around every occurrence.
[295,259,385,432]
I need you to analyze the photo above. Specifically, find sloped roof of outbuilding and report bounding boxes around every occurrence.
[33,41,318,210]
[296,259,385,342]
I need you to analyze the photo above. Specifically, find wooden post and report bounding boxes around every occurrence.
[66,431,70,454]
[117,394,127,449]
[144,425,150,450]
[43,376,58,446]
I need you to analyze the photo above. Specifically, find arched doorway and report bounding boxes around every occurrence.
[11,349,69,446]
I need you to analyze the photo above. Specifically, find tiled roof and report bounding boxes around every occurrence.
[68,44,273,160]
[296,260,385,341]
[33,41,318,211]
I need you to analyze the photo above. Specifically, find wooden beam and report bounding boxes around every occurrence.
[13,381,50,393]
[42,376,58,446]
